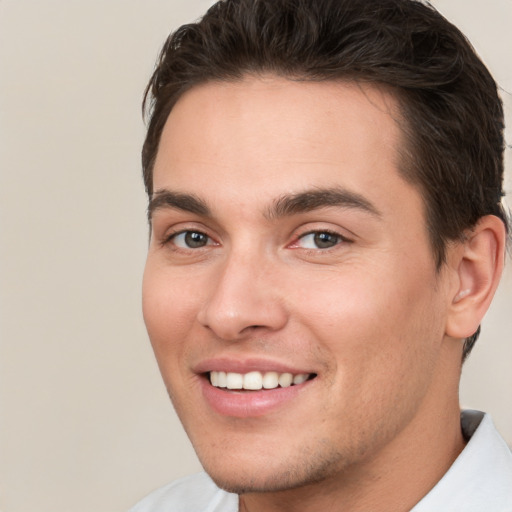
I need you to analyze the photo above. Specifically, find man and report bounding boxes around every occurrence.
[131,0,511,510]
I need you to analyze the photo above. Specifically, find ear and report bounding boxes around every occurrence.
[445,215,506,339]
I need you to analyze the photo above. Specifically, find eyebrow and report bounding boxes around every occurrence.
[147,186,381,222]
[266,187,382,219]
[148,189,210,221]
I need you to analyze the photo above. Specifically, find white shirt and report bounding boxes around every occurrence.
[130,411,512,512]
[411,410,512,511]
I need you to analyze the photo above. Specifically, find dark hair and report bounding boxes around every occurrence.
[142,0,508,359]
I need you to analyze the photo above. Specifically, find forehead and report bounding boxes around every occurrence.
[159,76,402,162]
[152,76,419,222]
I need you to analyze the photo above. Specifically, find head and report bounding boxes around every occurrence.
[141,0,508,502]
[142,0,508,360]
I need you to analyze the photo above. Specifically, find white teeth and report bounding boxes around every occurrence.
[209,370,311,390]
[293,373,308,385]
[243,371,263,390]
[226,372,243,389]
[217,371,227,388]
[278,373,293,388]
[262,371,279,389]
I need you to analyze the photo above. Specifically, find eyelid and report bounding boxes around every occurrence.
[289,227,353,250]
[161,226,218,249]
[174,231,211,248]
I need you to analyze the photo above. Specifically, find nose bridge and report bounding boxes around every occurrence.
[198,243,287,340]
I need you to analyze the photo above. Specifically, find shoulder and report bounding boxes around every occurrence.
[128,472,238,512]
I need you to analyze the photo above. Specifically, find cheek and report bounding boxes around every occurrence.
[312,281,444,450]
[142,264,198,365]
[296,264,443,388]
[142,267,205,423]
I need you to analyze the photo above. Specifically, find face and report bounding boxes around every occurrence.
[142,77,456,493]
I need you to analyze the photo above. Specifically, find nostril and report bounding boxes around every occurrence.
[243,324,266,332]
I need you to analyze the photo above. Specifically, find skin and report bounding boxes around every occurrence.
[142,76,485,511]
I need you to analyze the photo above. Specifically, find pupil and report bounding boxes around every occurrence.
[185,232,207,248]
[314,232,338,248]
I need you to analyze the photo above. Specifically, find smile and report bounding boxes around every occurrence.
[209,371,313,390]
[201,370,316,417]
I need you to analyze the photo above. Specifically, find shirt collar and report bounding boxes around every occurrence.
[412,410,512,511]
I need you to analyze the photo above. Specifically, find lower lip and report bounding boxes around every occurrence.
[200,377,311,418]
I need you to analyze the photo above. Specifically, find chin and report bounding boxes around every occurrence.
[196,442,346,495]
[203,466,313,495]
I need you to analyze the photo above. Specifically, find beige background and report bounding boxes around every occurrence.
[0,1,510,511]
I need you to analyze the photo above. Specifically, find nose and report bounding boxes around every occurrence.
[197,251,288,341]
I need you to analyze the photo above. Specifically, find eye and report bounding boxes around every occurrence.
[296,231,344,249]
[169,230,213,249]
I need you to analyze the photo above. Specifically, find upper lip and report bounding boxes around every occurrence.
[193,357,315,375]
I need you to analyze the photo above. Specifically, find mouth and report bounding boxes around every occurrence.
[196,360,318,417]
[208,370,317,391]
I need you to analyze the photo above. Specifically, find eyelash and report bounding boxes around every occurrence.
[162,228,351,252]
[292,229,351,251]
[162,229,215,250]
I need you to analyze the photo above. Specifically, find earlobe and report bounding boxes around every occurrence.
[445,215,506,339]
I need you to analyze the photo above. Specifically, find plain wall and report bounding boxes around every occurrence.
[0,1,510,511]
